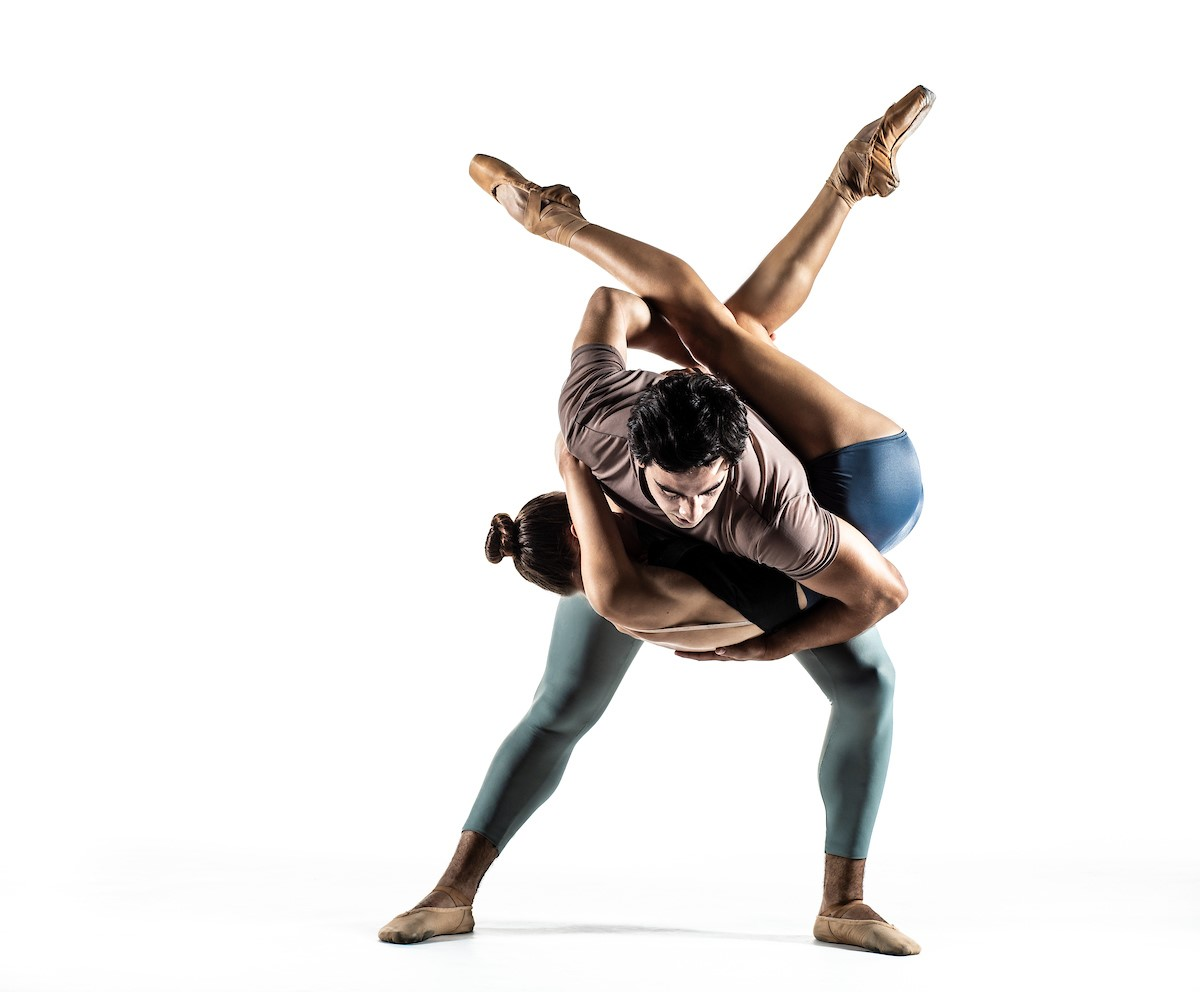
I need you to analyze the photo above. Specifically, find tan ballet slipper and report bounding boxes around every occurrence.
[469,153,591,246]
[826,84,936,206]
[378,885,475,944]
[813,913,922,955]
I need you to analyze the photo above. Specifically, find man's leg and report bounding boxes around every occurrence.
[379,595,642,943]
[796,630,920,955]
[797,631,893,892]
[731,203,920,951]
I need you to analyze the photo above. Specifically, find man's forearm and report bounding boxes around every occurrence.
[676,563,905,662]
[765,519,907,655]
[763,595,897,657]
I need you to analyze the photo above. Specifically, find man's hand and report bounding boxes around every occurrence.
[675,632,786,662]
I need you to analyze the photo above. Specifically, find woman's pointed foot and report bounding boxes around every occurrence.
[469,153,591,246]
[826,85,936,206]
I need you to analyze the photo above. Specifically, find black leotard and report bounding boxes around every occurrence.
[635,520,809,634]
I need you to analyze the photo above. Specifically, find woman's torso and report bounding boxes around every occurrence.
[606,518,807,651]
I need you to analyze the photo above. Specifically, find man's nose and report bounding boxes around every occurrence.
[677,498,698,521]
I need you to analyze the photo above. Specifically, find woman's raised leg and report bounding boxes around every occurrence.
[723,183,850,342]
[498,202,900,461]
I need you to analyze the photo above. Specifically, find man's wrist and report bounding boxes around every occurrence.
[559,453,587,476]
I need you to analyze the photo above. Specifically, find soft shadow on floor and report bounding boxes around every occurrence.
[473,922,811,944]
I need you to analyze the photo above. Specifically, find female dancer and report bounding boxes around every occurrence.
[379,85,933,955]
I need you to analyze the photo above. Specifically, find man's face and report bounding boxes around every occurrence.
[641,459,729,529]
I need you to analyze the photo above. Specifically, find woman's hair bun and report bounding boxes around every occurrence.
[485,512,519,564]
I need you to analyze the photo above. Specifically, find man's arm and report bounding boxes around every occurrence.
[556,436,719,631]
[676,519,907,661]
[556,437,644,616]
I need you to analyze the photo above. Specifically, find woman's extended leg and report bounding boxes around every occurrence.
[723,183,850,341]
[472,85,933,461]
[604,178,851,365]
[497,199,900,460]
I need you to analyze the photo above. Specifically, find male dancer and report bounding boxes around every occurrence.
[380,85,934,955]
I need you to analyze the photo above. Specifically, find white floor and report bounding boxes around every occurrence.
[3,848,1195,992]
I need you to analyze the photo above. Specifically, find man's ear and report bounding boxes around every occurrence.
[570,524,578,539]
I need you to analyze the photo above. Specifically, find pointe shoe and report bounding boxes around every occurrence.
[469,153,592,246]
[826,84,936,206]
[378,885,475,944]
[813,914,922,956]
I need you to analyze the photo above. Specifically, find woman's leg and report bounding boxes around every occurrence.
[489,202,898,461]
[723,184,850,341]
[479,87,931,459]
[622,182,846,362]
[569,223,901,461]
[379,595,642,943]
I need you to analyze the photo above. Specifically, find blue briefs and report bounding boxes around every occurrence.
[804,430,924,555]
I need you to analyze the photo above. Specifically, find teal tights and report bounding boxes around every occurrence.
[464,594,894,859]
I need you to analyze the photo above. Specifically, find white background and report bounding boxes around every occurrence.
[2,2,1197,990]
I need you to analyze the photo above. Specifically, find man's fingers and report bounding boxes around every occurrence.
[676,638,779,662]
[675,648,751,661]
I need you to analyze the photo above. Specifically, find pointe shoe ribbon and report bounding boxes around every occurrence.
[813,914,922,955]
[378,885,475,944]
[470,153,591,246]
[827,84,936,206]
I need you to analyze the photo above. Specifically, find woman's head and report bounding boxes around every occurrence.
[485,491,581,596]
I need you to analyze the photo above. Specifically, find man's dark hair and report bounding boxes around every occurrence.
[627,369,750,472]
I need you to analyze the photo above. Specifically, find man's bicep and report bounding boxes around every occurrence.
[798,520,905,611]
[753,496,841,583]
